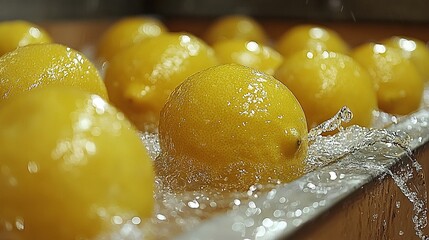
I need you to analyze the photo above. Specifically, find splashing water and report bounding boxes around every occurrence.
[307,106,353,142]
[100,104,429,239]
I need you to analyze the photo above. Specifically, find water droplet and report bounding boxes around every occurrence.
[187,200,200,209]
[15,218,24,231]
[131,217,141,225]
[27,161,39,174]
[112,216,123,225]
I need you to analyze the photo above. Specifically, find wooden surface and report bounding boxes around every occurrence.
[289,143,429,240]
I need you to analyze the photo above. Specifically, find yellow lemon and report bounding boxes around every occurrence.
[204,15,268,45]
[0,20,52,56]
[97,16,167,61]
[213,39,283,75]
[104,32,218,131]
[0,43,108,101]
[157,64,308,191]
[276,25,349,58]
[275,50,377,129]
[351,43,423,115]
[0,87,154,240]
[383,36,429,81]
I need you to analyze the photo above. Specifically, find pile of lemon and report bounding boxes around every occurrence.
[0,16,428,239]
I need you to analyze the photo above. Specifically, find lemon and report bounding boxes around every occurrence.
[351,43,423,115]
[383,36,429,81]
[204,15,268,45]
[104,32,218,131]
[157,64,308,191]
[0,20,52,56]
[97,16,167,61]
[276,25,349,58]
[0,87,154,240]
[213,39,283,75]
[275,50,377,129]
[0,43,108,101]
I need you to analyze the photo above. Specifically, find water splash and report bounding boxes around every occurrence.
[107,105,429,240]
[307,106,353,142]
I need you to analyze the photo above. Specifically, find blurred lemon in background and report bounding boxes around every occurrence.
[97,17,168,61]
[383,36,429,81]
[276,25,349,58]
[0,87,154,240]
[213,39,283,75]
[0,20,52,56]
[275,50,377,129]
[0,43,108,101]
[204,15,268,45]
[351,43,423,115]
[157,64,308,191]
[104,32,218,131]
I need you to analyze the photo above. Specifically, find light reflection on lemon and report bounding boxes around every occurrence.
[104,32,218,131]
[0,20,52,56]
[0,87,154,240]
[0,43,108,101]
[275,50,377,129]
[157,64,308,191]
[213,39,283,75]
[351,43,424,115]
[383,36,429,81]
[97,17,168,61]
[276,25,349,58]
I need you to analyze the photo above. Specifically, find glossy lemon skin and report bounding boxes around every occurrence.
[351,43,423,115]
[157,64,308,191]
[383,36,429,81]
[0,87,154,240]
[0,43,108,101]
[0,20,52,56]
[276,25,349,58]
[275,50,377,129]
[104,33,218,130]
[204,15,268,45]
[97,17,167,61]
[213,39,283,75]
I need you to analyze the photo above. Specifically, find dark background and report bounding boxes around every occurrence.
[1,0,429,23]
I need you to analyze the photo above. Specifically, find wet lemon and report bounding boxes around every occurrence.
[157,64,308,191]
[351,43,423,115]
[97,16,167,61]
[0,20,52,56]
[276,25,349,58]
[0,43,108,101]
[275,50,377,129]
[383,36,429,81]
[104,32,218,131]
[213,39,283,75]
[204,15,268,45]
[0,87,154,240]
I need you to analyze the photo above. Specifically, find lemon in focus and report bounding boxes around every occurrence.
[213,39,283,75]
[383,36,429,81]
[104,32,218,130]
[157,64,308,191]
[275,50,377,129]
[276,25,349,58]
[0,43,108,101]
[97,17,167,61]
[204,15,268,45]
[351,43,423,115]
[0,87,154,240]
[0,20,52,56]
